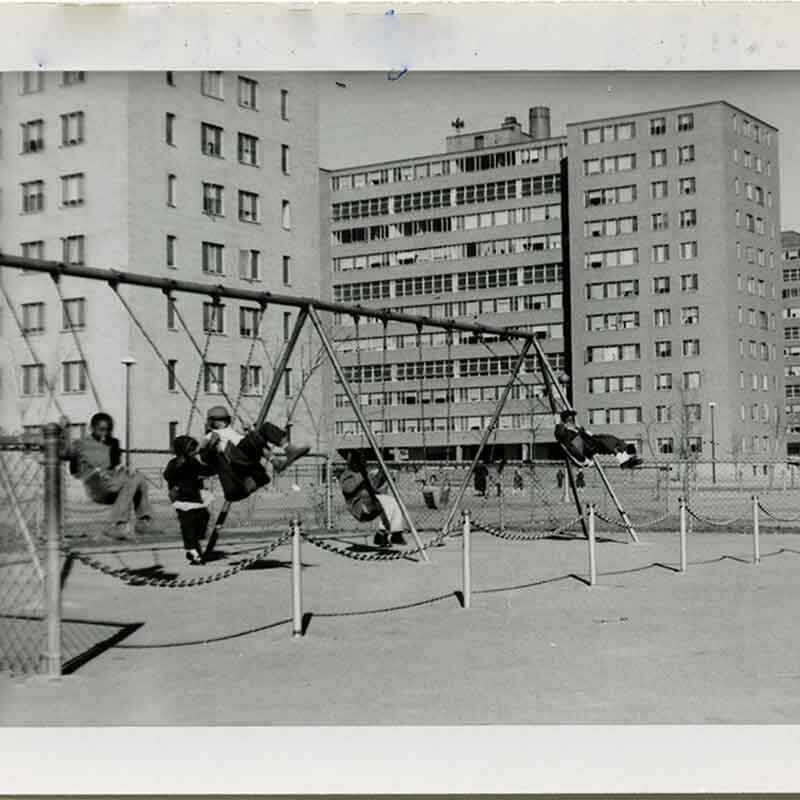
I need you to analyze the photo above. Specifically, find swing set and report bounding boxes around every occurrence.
[0,251,638,560]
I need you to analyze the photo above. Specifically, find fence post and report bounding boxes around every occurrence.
[291,519,303,637]
[752,495,760,565]
[462,510,471,609]
[587,503,597,587]
[43,423,62,679]
[679,496,687,574]
[325,455,333,531]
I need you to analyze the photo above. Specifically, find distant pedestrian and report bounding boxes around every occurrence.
[576,469,585,489]
[512,468,524,495]
[474,461,489,498]
[556,467,565,490]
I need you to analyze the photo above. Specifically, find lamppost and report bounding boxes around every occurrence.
[121,356,136,470]
[708,401,717,485]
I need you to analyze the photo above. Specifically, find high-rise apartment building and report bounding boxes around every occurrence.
[567,101,782,464]
[0,71,328,456]
[782,229,800,456]
[325,109,568,461]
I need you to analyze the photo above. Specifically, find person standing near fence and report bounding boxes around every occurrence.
[59,413,153,540]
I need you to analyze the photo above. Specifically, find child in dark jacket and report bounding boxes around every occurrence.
[164,436,217,565]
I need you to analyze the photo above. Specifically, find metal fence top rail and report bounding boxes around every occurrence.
[0,253,541,342]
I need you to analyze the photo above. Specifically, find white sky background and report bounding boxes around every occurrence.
[318,70,800,231]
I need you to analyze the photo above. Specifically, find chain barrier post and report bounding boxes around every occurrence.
[43,423,63,679]
[462,510,471,610]
[291,519,303,637]
[679,496,687,574]
[752,495,760,565]
[587,502,597,587]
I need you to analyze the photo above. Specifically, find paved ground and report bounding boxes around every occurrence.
[3,528,800,724]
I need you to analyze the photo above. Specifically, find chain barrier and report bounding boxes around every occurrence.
[300,526,448,562]
[756,501,800,524]
[684,505,751,528]
[64,528,292,588]
[472,515,584,542]
[594,508,675,530]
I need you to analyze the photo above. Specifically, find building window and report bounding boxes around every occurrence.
[21,180,45,213]
[282,255,291,285]
[683,371,701,389]
[62,71,85,86]
[20,71,43,94]
[681,273,699,292]
[651,180,668,199]
[237,75,258,109]
[650,149,667,168]
[681,306,699,325]
[679,241,698,260]
[282,199,291,229]
[652,244,669,263]
[283,311,291,342]
[167,359,178,392]
[238,248,260,282]
[21,302,45,334]
[677,144,695,164]
[61,172,84,206]
[682,339,700,357]
[61,297,86,331]
[239,306,261,338]
[21,119,44,153]
[168,421,179,448]
[650,117,666,136]
[238,132,259,166]
[201,71,223,99]
[238,190,259,222]
[167,173,176,206]
[653,276,670,294]
[281,144,290,175]
[204,363,226,394]
[21,363,46,396]
[655,373,672,391]
[677,112,694,132]
[656,437,674,455]
[62,360,88,394]
[284,367,292,398]
[655,341,672,358]
[653,308,671,327]
[166,112,175,145]
[679,209,697,228]
[201,122,223,157]
[202,302,225,335]
[61,235,85,266]
[240,365,263,396]
[21,241,44,261]
[166,296,177,330]
[202,241,224,274]
[166,71,175,86]
[656,406,672,423]
[60,111,85,146]
[679,177,696,196]
[651,212,668,231]
[202,182,224,216]
[280,88,289,120]
[166,235,177,269]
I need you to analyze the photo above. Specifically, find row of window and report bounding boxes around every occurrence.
[196,183,291,225]
[735,209,775,238]
[739,307,776,331]
[332,202,562,245]
[740,372,778,392]
[733,147,772,174]
[582,145,696,176]
[18,237,85,266]
[740,340,776,362]
[731,113,773,147]
[734,178,772,207]
[18,71,85,94]
[194,71,289,119]
[335,383,548,409]
[738,275,775,298]
[333,262,563,303]
[333,232,561,273]
[190,122,290,173]
[330,145,566,192]
[589,307,700,330]
[21,174,85,212]
[586,274,698,300]
[18,298,86,334]
[584,177,697,207]
[164,301,294,340]
[335,414,535,436]
[20,112,85,153]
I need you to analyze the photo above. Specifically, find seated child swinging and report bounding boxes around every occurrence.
[198,406,310,502]
[164,435,217,565]
[554,409,643,469]
[338,450,407,548]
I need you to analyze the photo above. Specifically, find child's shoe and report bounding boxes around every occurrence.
[186,549,204,565]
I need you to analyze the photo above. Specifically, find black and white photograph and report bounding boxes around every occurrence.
[2,1,800,792]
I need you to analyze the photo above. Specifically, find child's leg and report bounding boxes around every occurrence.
[178,508,209,561]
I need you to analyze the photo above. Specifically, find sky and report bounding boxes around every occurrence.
[317,71,800,231]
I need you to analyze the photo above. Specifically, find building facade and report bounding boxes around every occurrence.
[567,101,782,464]
[325,109,568,461]
[782,229,800,456]
[0,71,329,458]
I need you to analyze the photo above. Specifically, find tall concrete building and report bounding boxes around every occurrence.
[782,229,800,456]
[567,101,782,464]
[0,71,328,457]
[325,109,568,461]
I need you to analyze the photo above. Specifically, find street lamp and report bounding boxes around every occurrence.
[708,401,717,485]
[121,356,137,470]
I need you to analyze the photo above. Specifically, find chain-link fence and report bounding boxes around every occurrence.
[0,435,47,676]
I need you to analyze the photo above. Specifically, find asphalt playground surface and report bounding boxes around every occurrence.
[3,525,800,725]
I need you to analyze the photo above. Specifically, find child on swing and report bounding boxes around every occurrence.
[198,406,310,502]
[554,409,643,469]
[163,435,216,565]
